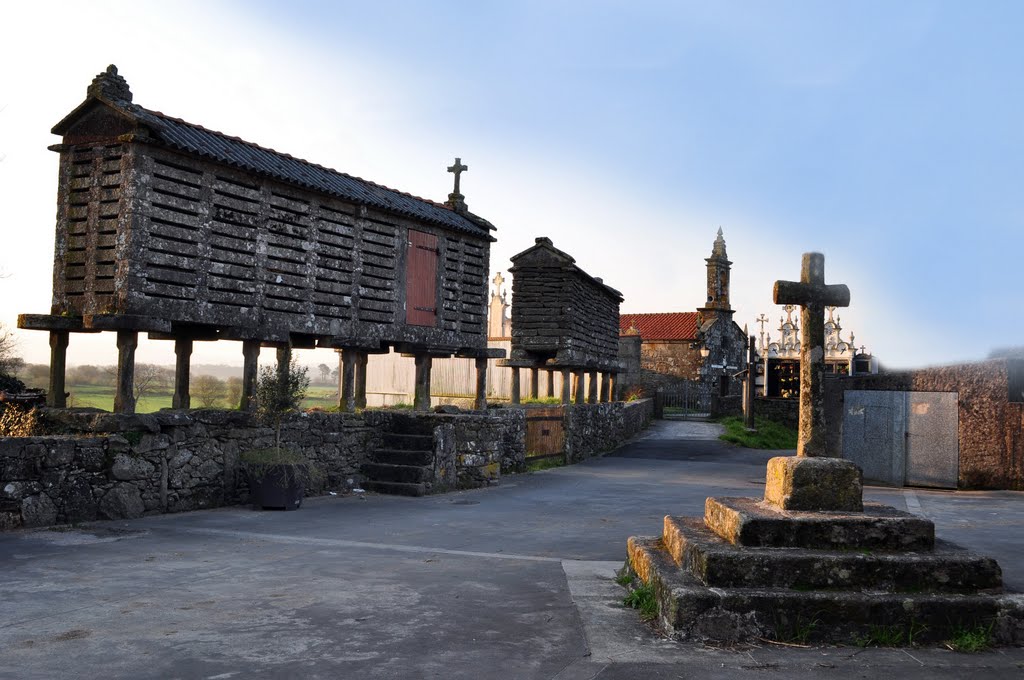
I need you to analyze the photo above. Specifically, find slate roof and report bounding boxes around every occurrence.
[53,68,493,240]
[620,312,699,341]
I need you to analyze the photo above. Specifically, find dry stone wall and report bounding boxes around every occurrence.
[564,399,653,463]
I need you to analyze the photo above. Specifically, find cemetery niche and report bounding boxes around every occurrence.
[505,237,624,405]
[624,252,1024,645]
[18,66,503,414]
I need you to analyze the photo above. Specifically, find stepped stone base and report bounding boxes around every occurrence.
[706,497,935,551]
[764,456,863,511]
[627,537,1024,645]
[623,482,1023,644]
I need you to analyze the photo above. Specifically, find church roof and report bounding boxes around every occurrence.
[53,66,494,240]
[620,312,699,341]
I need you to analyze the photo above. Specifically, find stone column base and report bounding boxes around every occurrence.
[764,456,863,512]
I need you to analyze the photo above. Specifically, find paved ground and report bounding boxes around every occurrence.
[2,419,1023,679]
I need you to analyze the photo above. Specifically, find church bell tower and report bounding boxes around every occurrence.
[699,228,733,322]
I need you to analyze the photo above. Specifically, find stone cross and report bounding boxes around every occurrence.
[773,252,850,457]
[447,157,468,195]
[492,271,505,298]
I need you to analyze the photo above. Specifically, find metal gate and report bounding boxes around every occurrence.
[525,406,565,460]
[657,381,710,418]
[842,390,959,488]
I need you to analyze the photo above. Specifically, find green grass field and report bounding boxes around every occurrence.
[66,383,340,413]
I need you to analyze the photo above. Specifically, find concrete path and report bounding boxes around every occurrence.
[2,420,1023,679]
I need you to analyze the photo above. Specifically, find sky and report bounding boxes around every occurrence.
[1,1,1022,371]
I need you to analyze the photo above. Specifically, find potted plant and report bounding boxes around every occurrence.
[241,360,320,510]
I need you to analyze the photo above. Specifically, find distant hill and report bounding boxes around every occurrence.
[191,364,243,380]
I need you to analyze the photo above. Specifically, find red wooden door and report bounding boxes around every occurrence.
[406,230,438,326]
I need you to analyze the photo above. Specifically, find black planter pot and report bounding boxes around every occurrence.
[248,463,305,511]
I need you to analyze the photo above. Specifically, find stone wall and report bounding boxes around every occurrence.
[824,360,1024,490]
[564,399,653,463]
[754,397,799,429]
[0,409,378,530]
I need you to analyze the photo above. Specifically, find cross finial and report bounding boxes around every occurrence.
[448,157,468,195]
[492,271,505,298]
[445,157,469,213]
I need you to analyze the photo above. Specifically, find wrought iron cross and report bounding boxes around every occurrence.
[773,252,850,457]
[448,157,468,195]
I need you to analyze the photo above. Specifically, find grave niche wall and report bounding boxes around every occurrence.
[824,359,1024,490]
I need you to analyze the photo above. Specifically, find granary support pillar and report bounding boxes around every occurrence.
[172,338,193,409]
[573,370,585,404]
[241,340,260,410]
[276,346,292,407]
[339,350,357,412]
[474,357,488,410]
[587,370,598,404]
[530,368,539,400]
[510,367,521,405]
[610,373,620,401]
[354,351,368,410]
[560,369,572,405]
[546,370,555,398]
[413,354,432,412]
[114,330,138,414]
[599,372,611,403]
[47,331,69,408]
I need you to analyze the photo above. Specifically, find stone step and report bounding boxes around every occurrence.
[705,496,935,551]
[362,480,427,497]
[384,415,435,436]
[626,536,1024,645]
[381,433,434,451]
[371,448,434,467]
[361,462,431,484]
[663,516,1002,594]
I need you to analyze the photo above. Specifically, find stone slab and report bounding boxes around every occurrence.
[663,516,1001,593]
[764,455,863,511]
[705,496,935,551]
[627,536,1024,645]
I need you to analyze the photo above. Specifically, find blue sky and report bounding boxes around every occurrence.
[1,1,1021,369]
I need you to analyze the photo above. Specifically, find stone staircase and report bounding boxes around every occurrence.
[626,495,1024,645]
[361,420,436,497]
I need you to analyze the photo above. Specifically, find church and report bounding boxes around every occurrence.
[618,229,748,400]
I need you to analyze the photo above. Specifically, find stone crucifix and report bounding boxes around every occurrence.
[447,157,468,195]
[773,252,850,457]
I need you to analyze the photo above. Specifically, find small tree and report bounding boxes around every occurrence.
[317,363,331,383]
[254,359,309,452]
[192,374,226,408]
[225,376,243,409]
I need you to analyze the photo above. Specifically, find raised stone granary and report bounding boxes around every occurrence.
[506,237,624,404]
[625,252,1024,645]
[18,65,503,412]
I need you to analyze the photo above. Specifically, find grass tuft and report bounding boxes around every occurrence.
[717,416,798,450]
[623,583,658,621]
[525,456,565,472]
[946,623,994,653]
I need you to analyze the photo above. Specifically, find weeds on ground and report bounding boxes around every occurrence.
[717,416,798,450]
[623,583,658,621]
[525,456,565,472]
[772,612,819,645]
[855,620,928,647]
[945,623,994,653]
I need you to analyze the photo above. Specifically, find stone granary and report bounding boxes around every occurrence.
[506,238,623,405]
[627,252,1023,645]
[18,66,502,413]
[619,229,747,398]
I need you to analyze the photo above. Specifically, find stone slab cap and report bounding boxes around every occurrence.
[705,496,935,551]
[764,455,863,511]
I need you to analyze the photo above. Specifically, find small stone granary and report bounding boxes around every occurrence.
[18,66,502,413]
[506,237,623,404]
[626,252,1024,645]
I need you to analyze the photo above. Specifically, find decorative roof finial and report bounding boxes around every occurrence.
[87,64,132,103]
[711,227,727,258]
[445,157,468,213]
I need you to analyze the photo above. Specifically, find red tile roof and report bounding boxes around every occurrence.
[620,312,699,341]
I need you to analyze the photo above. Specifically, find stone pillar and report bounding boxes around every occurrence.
[47,331,69,408]
[599,372,611,403]
[587,370,598,404]
[414,355,432,411]
[241,341,260,410]
[546,370,555,398]
[530,367,539,400]
[340,349,357,412]
[574,370,585,404]
[743,335,756,430]
[474,357,488,410]
[172,338,193,410]
[560,368,572,404]
[610,373,619,401]
[114,330,138,414]
[276,345,291,410]
[354,351,368,410]
[510,367,521,405]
